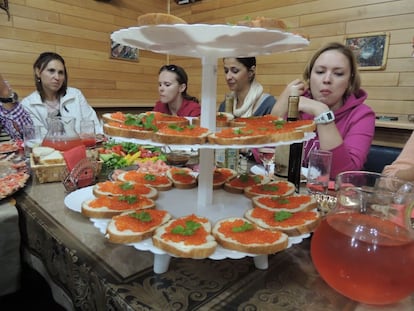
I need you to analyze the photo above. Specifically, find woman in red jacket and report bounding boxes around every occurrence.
[153,64,201,117]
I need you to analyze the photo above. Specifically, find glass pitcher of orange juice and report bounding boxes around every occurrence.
[42,116,83,151]
[311,171,414,305]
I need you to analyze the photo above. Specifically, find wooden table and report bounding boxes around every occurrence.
[14,181,414,310]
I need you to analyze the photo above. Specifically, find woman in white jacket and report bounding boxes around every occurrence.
[21,52,102,137]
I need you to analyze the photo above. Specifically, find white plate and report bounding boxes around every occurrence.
[64,186,95,213]
[111,24,309,59]
[66,186,309,260]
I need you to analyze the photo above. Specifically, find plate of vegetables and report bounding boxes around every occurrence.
[97,140,167,170]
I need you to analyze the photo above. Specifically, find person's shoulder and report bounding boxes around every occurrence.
[66,87,83,95]
[20,91,41,105]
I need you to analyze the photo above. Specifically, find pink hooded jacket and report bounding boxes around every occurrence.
[301,89,375,179]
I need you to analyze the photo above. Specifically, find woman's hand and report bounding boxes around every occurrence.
[395,165,414,182]
[272,79,305,117]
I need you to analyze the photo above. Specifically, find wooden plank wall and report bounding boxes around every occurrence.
[170,0,414,120]
[0,0,413,128]
[0,0,168,109]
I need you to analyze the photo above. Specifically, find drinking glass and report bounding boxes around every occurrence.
[306,149,332,194]
[258,147,275,176]
[79,120,96,148]
[311,171,414,305]
[23,124,43,158]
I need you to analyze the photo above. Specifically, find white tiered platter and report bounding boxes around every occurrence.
[111,24,309,58]
[64,186,310,273]
[104,23,311,273]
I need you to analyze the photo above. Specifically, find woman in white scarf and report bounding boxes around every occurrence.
[218,57,276,117]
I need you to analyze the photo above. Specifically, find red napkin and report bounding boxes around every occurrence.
[63,145,87,171]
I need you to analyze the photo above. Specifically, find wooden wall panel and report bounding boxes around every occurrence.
[170,0,414,126]
[0,0,413,141]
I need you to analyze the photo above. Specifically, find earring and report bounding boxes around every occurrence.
[36,77,41,83]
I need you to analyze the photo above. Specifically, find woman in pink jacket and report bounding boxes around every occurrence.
[272,42,376,179]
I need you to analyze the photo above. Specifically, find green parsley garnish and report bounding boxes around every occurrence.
[119,182,134,190]
[129,211,152,222]
[232,222,254,232]
[271,197,290,205]
[118,195,138,204]
[171,220,201,236]
[274,211,293,222]
[144,174,156,181]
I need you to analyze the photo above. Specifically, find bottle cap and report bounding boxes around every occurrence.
[290,85,299,97]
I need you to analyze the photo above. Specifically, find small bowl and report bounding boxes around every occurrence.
[166,151,190,166]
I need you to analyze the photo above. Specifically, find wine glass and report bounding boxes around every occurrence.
[258,147,275,176]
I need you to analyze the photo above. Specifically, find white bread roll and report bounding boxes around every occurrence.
[38,150,64,165]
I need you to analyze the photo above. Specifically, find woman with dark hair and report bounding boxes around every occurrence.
[21,52,102,136]
[154,64,201,117]
[272,42,375,178]
[218,57,276,116]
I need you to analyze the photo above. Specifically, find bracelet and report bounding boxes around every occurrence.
[0,91,18,103]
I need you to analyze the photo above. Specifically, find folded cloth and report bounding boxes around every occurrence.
[63,145,87,171]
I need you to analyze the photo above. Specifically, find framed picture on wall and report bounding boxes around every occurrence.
[344,32,390,70]
[110,40,139,62]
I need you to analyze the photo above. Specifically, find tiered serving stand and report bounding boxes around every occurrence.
[91,24,310,273]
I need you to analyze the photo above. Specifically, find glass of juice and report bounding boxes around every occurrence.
[79,120,96,148]
[311,171,414,306]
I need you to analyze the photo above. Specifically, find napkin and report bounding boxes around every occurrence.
[63,145,87,171]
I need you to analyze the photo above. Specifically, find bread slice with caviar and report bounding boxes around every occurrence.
[166,167,197,189]
[106,209,172,244]
[244,180,295,198]
[193,112,234,128]
[213,167,238,189]
[244,207,321,236]
[153,124,211,145]
[223,173,267,194]
[116,171,173,191]
[152,214,217,259]
[212,217,289,254]
[137,13,187,25]
[92,181,158,200]
[251,193,318,213]
[81,195,156,218]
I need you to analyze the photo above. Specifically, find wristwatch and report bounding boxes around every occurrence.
[314,110,335,124]
[0,91,18,103]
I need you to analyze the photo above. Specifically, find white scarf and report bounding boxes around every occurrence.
[233,80,264,117]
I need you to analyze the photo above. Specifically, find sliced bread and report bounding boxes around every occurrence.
[81,195,156,218]
[152,214,217,259]
[212,217,289,254]
[105,209,171,244]
[244,207,321,236]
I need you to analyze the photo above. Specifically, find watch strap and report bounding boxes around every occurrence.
[314,110,335,124]
[0,91,18,103]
